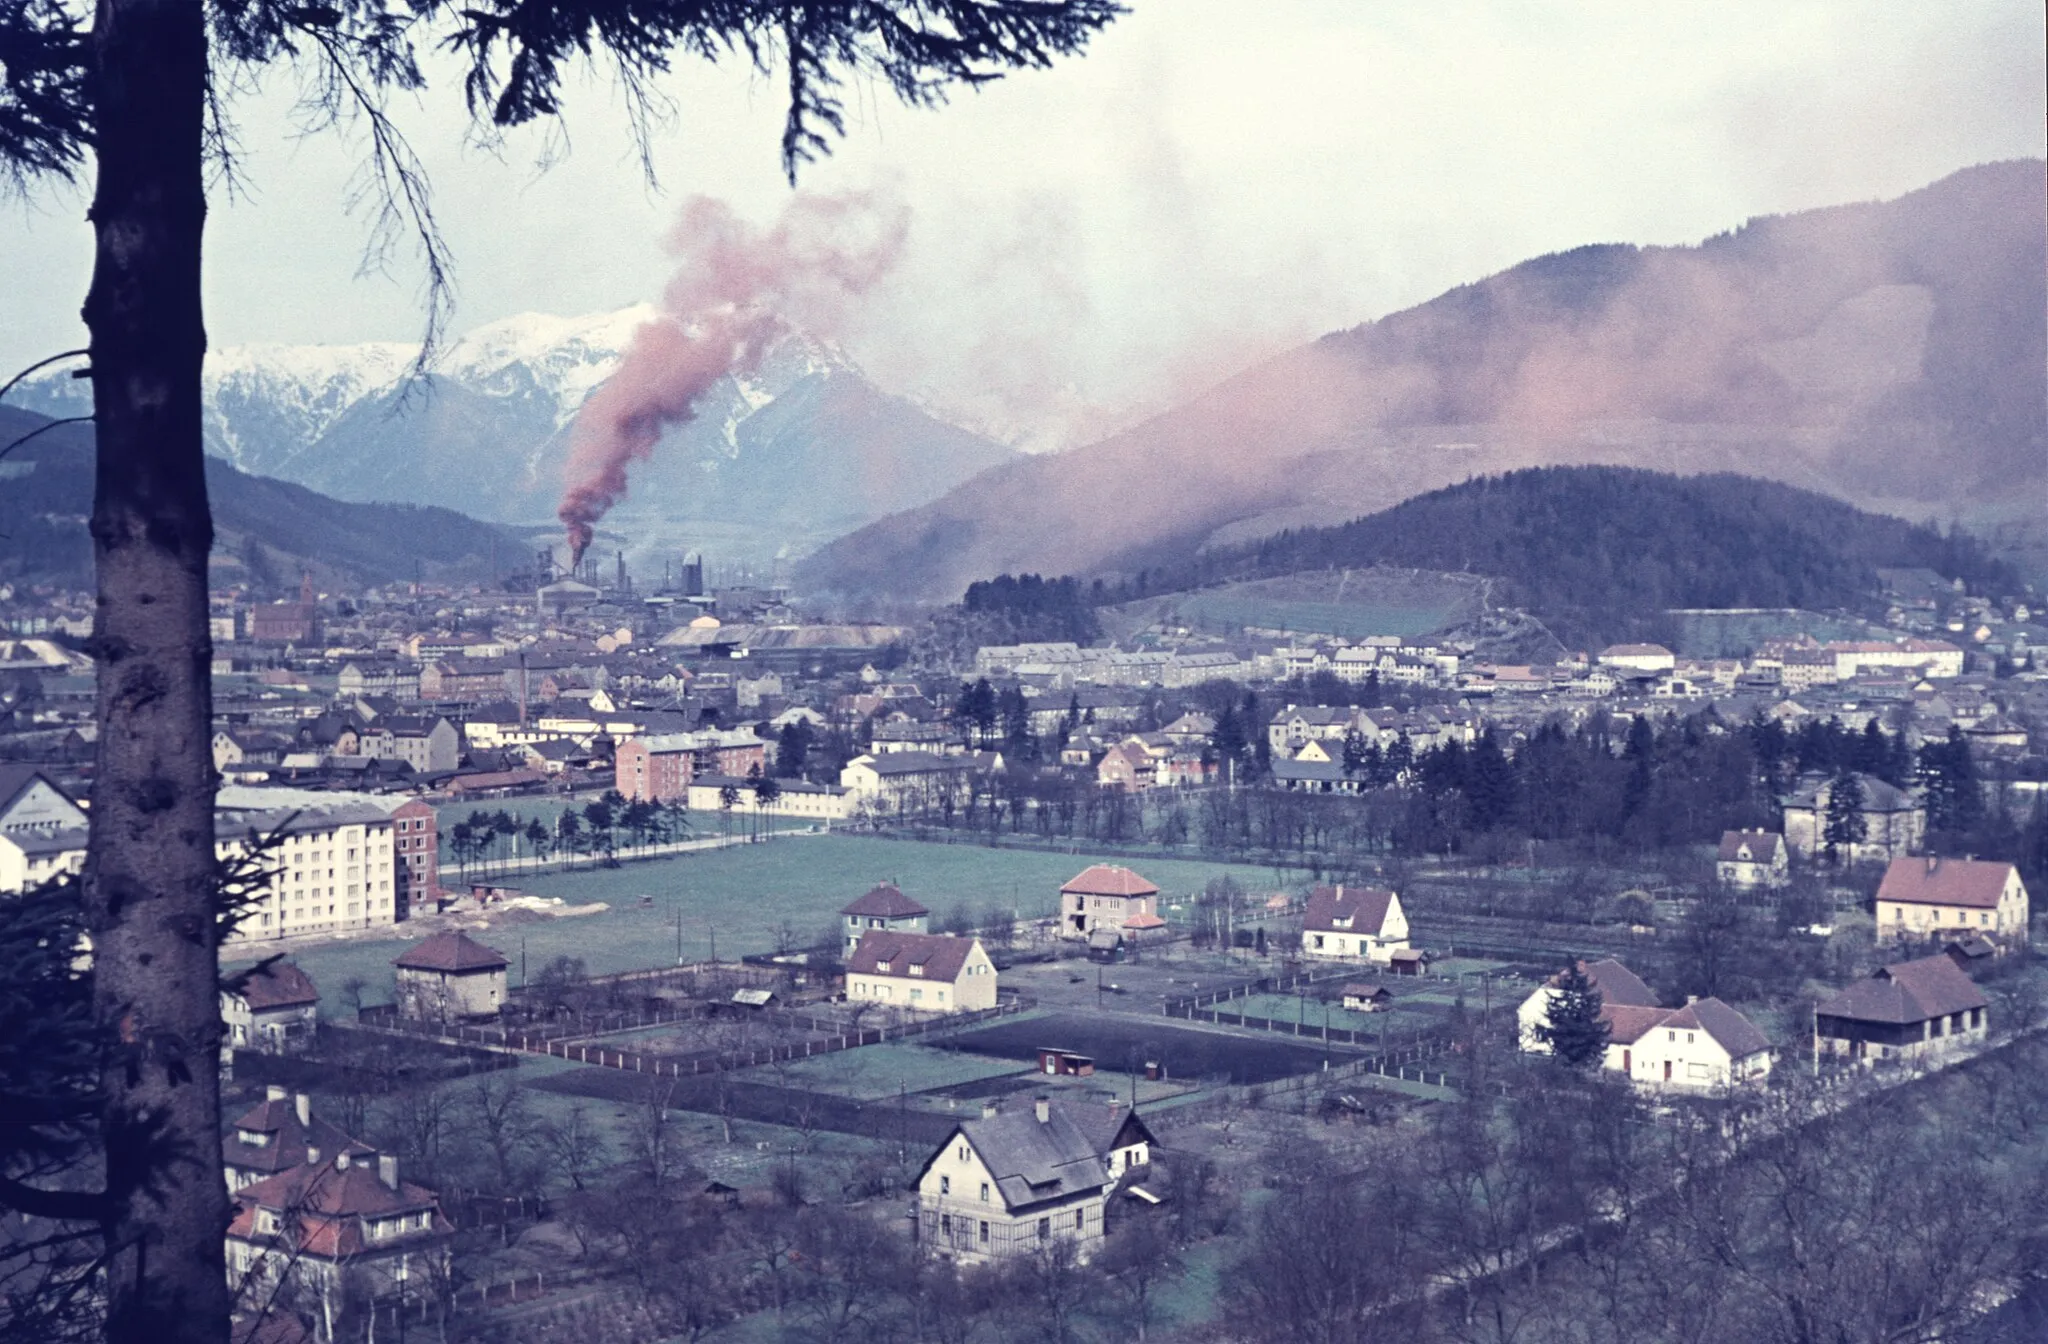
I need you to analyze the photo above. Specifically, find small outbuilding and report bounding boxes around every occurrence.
[392,931,509,1023]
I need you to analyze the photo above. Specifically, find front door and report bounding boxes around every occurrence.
[1663,1060,1672,1082]
[1622,1049,1631,1074]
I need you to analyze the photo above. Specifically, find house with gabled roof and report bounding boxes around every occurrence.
[845,929,997,1013]
[392,931,508,1023]
[1815,954,1989,1064]
[1606,996,1773,1091]
[223,1087,359,1194]
[1716,830,1789,888]
[840,881,931,956]
[1873,856,2028,948]
[225,1143,452,1308]
[1517,958,1660,1051]
[914,1098,1152,1263]
[222,961,320,1056]
[1300,885,1409,965]
[1060,864,1160,939]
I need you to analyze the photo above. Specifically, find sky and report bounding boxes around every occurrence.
[0,0,2041,450]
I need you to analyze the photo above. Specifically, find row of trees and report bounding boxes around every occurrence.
[445,795,695,876]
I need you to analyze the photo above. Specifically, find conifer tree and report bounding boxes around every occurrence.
[1538,962,1611,1066]
[1823,768,1868,864]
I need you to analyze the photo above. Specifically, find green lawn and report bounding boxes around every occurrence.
[761,1042,1035,1102]
[231,834,1285,1014]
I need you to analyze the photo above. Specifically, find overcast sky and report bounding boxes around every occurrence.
[1,0,2040,448]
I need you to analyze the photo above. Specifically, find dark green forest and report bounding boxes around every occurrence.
[0,407,517,591]
[1096,467,2020,646]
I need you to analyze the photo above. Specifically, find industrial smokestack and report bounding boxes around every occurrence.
[556,191,907,561]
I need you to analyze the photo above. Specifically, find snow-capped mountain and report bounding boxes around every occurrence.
[13,307,1017,562]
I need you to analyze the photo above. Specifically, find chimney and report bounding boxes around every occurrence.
[266,1085,287,1104]
[379,1155,399,1191]
[981,1102,1000,1120]
[1928,856,1939,873]
[335,1150,350,1171]
[1035,1097,1051,1124]
[295,1094,311,1127]
[305,1146,321,1166]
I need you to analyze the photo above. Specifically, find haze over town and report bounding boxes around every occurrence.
[1,4,2046,1344]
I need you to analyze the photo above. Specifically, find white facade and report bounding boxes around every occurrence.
[217,802,401,944]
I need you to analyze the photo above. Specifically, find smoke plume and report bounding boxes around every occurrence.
[558,191,909,564]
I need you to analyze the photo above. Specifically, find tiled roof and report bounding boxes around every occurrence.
[393,931,508,973]
[1664,997,1772,1060]
[223,1096,363,1181]
[1876,857,2017,911]
[228,1151,450,1261]
[1717,830,1784,863]
[233,961,320,1011]
[1061,864,1159,898]
[1572,958,1660,1009]
[1819,955,1988,1025]
[847,929,978,982]
[1302,885,1396,934]
[841,882,931,919]
[1601,1003,1672,1045]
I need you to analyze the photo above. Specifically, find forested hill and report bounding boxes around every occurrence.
[1104,467,2019,647]
[0,407,518,591]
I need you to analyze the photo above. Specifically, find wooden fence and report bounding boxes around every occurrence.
[356,998,1025,1080]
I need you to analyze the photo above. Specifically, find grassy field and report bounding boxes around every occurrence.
[231,834,1287,1014]
[1666,608,1889,658]
[761,1042,1036,1102]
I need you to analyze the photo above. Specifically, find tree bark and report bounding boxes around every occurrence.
[82,0,229,1337]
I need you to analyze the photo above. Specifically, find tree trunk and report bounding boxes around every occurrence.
[82,0,228,1338]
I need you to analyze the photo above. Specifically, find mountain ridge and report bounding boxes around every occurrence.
[11,307,1018,563]
[797,160,2047,604]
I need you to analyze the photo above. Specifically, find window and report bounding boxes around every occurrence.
[940,1176,950,1195]
[1038,1218,1050,1240]
[941,1214,952,1236]
[980,1182,990,1204]
[1075,1209,1085,1228]
[979,1221,990,1244]
[1312,935,1324,950]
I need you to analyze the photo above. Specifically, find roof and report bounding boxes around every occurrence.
[228,1151,450,1260]
[1061,864,1159,899]
[1818,955,1989,1025]
[1876,856,2018,911]
[847,929,979,982]
[946,1100,1120,1212]
[231,961,320,1010]
[1784,771,1919,813]
[855,750,986,777]
[1302,885,1397,934]
[393,930,509,973]
[1717,830,1785,863]
[1122,912,1168,930]
[841,882,931,919]
[1662,997,1772,1060]
[1568,959,1660,1009]
[1601,1003,1673,1045]
[223,1095,359,1180]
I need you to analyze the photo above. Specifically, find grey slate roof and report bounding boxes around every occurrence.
[956,1100,1116,1212]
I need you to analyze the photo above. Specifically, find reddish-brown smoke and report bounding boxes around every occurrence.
[558,192,908,564]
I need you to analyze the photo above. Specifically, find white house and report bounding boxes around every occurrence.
[1299,885,1409,964]
[913,1098,1152,1263]
[1716,830,1789,888]
[845,930,998,1013]
[221,961,320,1055]
[1601,997,1773,1091]
[1873,856,2029,948]
[1517,958,1660,1052]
